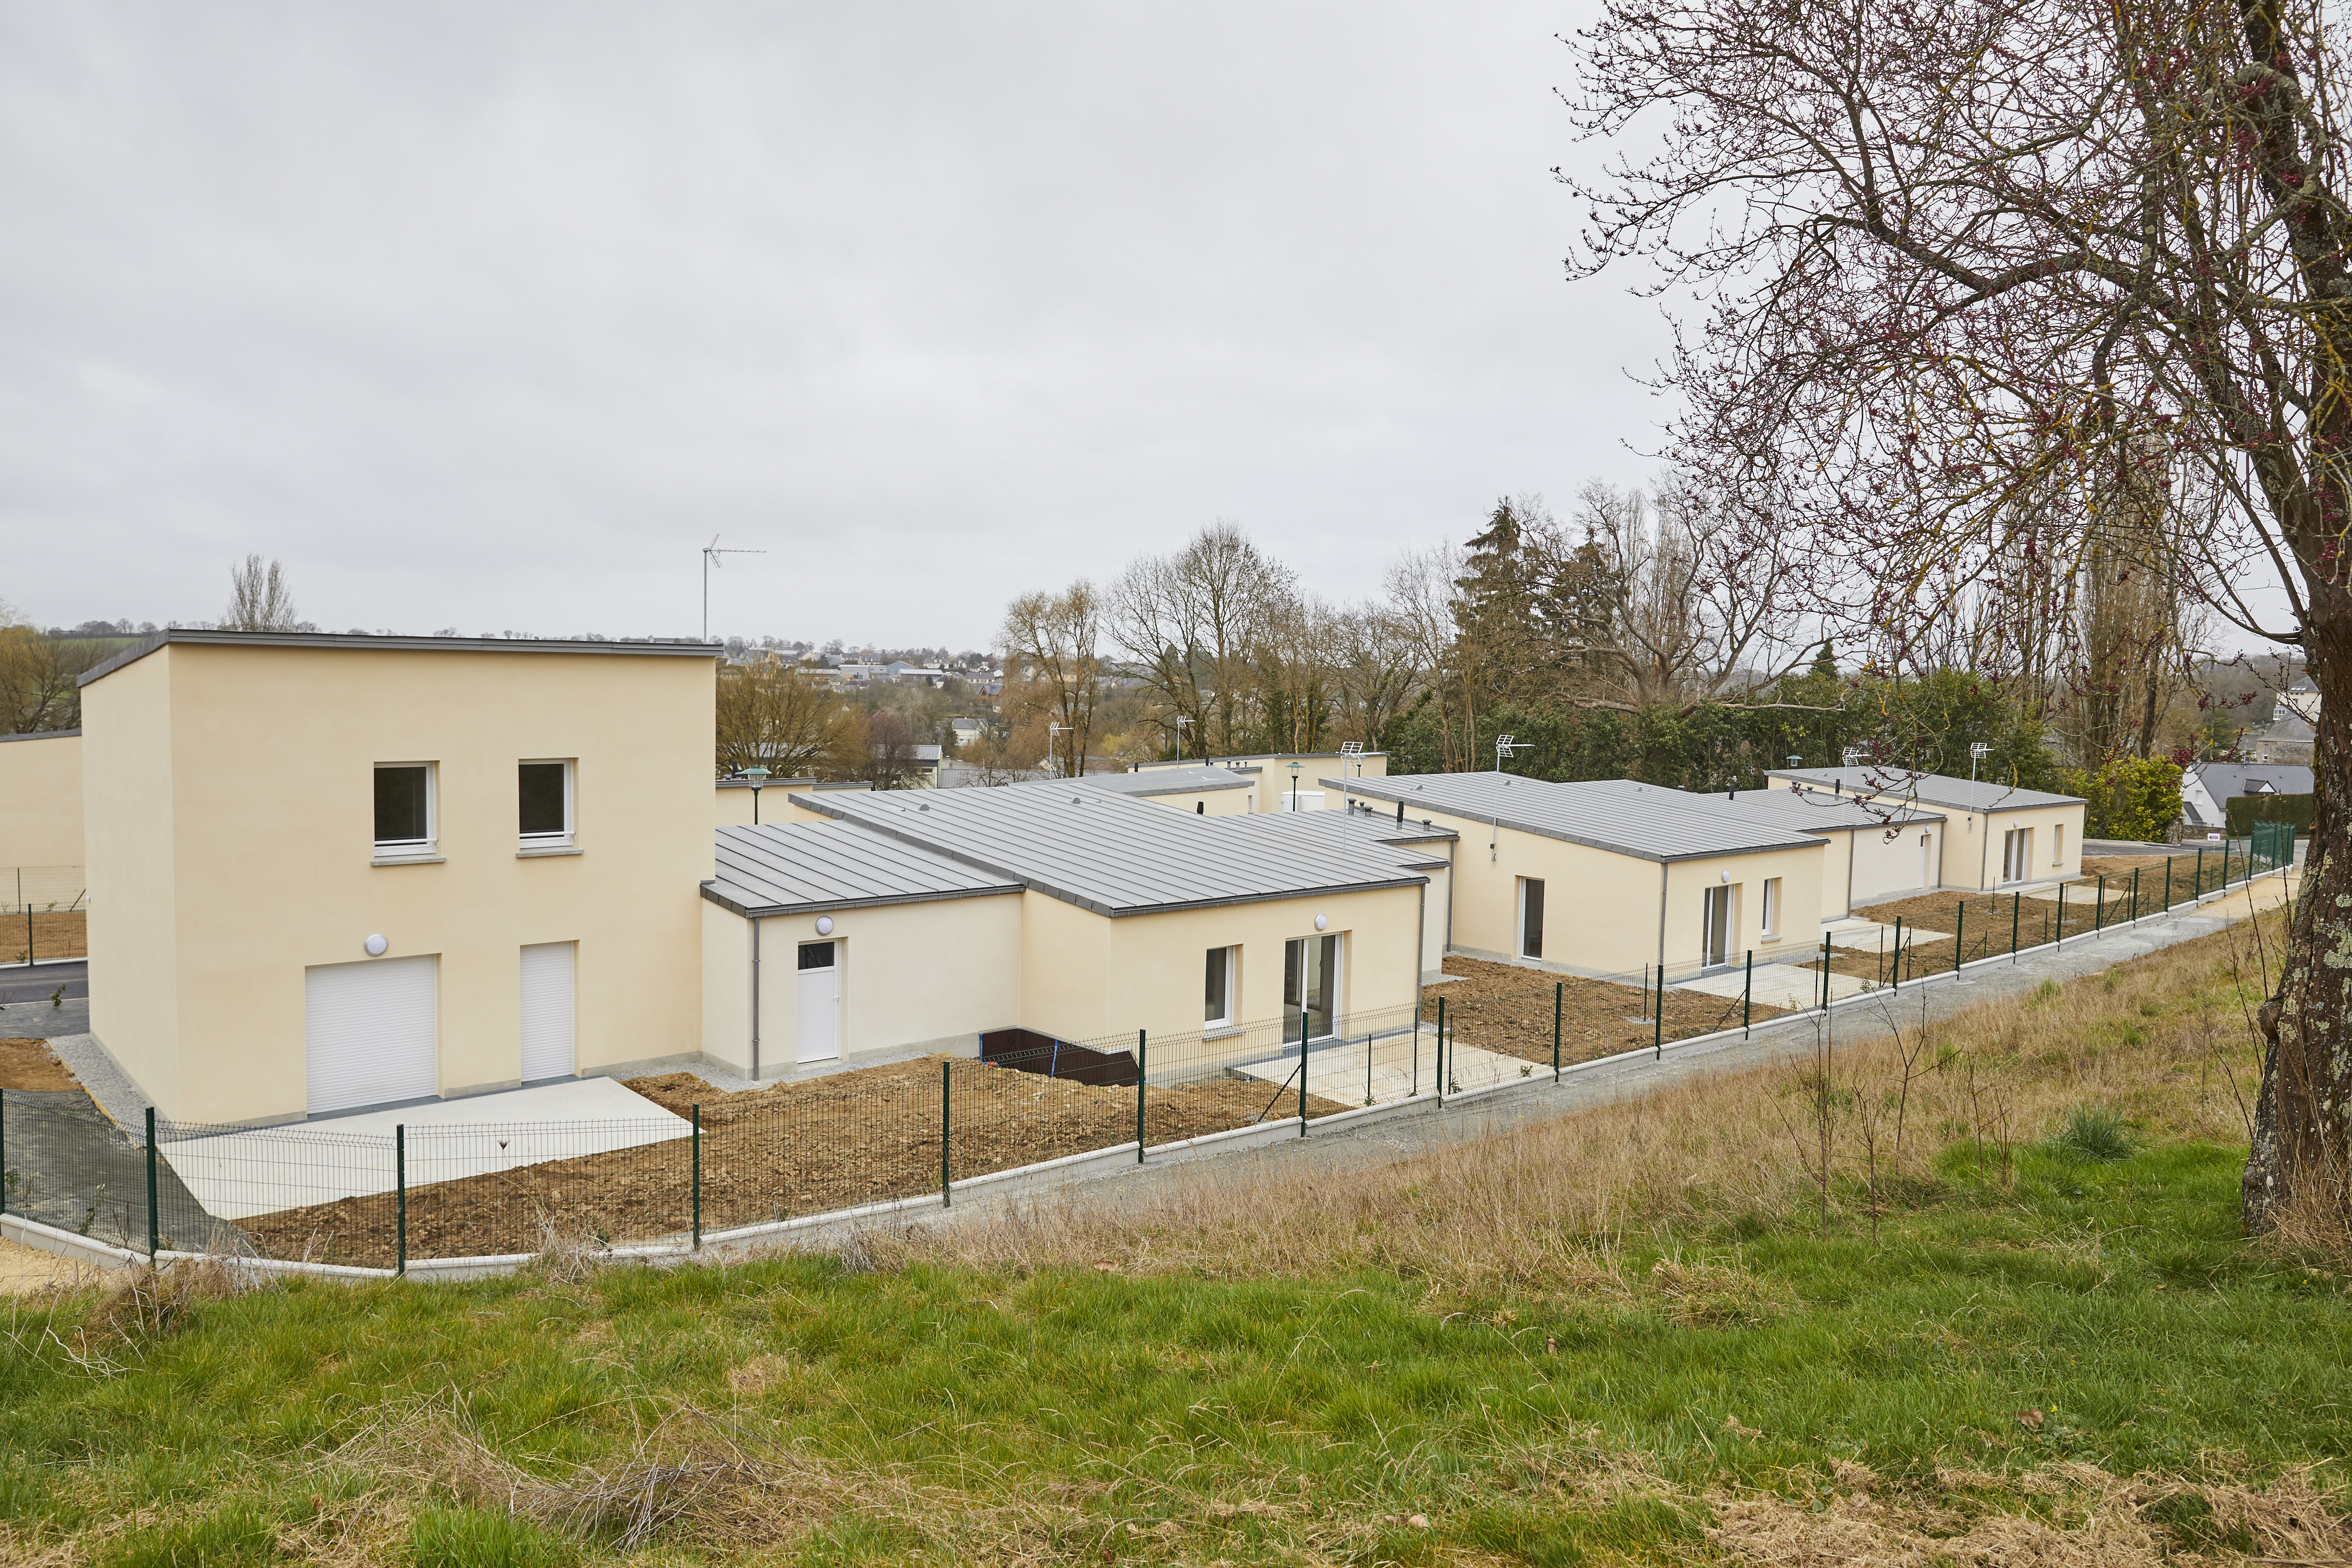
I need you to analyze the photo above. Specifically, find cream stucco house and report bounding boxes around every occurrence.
[1763,767,2085,890]
[80,630,717,1126]
[0,728,85,893]
[1327,772,1833,978]
[699,779,1432,1077]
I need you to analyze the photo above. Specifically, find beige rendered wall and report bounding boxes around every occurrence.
[0,732,85,876]
[1812,828,1857,920]
[84,660,180,1112]
[701,897,751,1073]
[741,893,1020,1074]
[87,642,713,1125]
[1986,804,2085,885]
[1016,882,1423,1046]
[1660,841,1825,972]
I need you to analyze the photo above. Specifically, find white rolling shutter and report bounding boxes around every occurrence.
[519,941,577,1082]
[304,955,438,1115]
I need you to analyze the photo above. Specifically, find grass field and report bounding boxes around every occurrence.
[2,917,2346,1565]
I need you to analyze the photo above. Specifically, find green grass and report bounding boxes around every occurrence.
[2,1134,2346,1563]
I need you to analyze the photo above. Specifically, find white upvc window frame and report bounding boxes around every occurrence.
[1204,945,1237,1031]
[1760,876,1782,940]
[2052,822,2065,866]
[517,758,579,856]
[372,761,440,865]
[1517,876,1545,960]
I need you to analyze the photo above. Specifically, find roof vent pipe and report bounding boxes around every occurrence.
[1395,801,1404,825]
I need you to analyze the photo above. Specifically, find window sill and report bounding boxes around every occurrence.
[1203,1024,1243,1040]
[516,843,582,858]
[372,850,444,867]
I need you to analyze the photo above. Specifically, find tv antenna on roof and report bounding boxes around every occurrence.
[702,535,767,643]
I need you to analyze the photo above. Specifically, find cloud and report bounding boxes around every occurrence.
[0,1,1665,645]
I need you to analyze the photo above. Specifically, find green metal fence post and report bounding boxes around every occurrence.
[2095,876,2106,932]
[2056,879,2066,942]
[1820,935,1832,1010]
[1742,951,1752,1035]
[396,1124,407,1276]
[2221,837,2230,888]
[1889,916,1904,991]
[1299,1032,1308,1135]
[1654,969,1665,1059]
[144,1107,158,1264]
[1436,996,1446,1105]
[2196,845,2206,898]
[2011,891,2021,961]
[1,1088,6,1218]
[691,1104,702,1250]
[1954,902,1964,973]
[1553,982,1562,1082]
[940,1062,951,1208]
[1138,1030,1147,1161]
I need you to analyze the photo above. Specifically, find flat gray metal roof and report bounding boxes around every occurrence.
[702,822,1020,917]
[794,778,1426,916]
[0,727,78,744]
[81,628,720,688]
[1716,786,1944,832]
[1323,773,1830,862]
[1199,808,1454,871]
[1765,766,2085,812]
[1078,766,1254,797]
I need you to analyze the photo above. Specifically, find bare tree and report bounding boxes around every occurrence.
[223,555,305,632]
[1000,580,1102,777]
[1108,523,1297,758]
[1566,0,2352,1227]
[714,658,857,777]
[1383,545,1468,769]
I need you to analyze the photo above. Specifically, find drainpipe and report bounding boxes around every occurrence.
[1844,828,1856,917]
[1415,878,1427,989]
[750,915,762,1080]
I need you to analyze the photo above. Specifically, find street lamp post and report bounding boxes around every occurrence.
[742,765,770,825]
[1289,758,1303,810]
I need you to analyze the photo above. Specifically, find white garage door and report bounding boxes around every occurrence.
[304,955,438,1115]
[519,941,577,1082]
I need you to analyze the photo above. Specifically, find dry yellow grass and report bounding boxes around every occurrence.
[878,916,2281,1290]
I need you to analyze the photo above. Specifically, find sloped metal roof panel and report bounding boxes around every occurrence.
[1321,773,1831,862]
[1764,766,2086,811]
[703,822,1020,916]
[1077,766,1254,797]
[794,779,1426,916]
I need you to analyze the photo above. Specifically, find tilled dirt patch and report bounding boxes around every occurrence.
[1422,956,1781,1067]
[1,911,85,965]
[239,1054,1352,1268]
[0,1037,79,1092]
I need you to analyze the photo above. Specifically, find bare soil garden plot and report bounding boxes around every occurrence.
[1,910,85,964]
[238,1054,1352,1268]
[1422,956,1784,1068]
[0,1036,80,1091]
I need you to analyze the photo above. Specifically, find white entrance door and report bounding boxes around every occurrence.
[304,954,438,1115]
[519,941,576,1082]
[796,941,841,1063]
[1700,886,1732,968]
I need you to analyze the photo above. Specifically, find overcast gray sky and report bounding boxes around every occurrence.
[1,2,1676,649]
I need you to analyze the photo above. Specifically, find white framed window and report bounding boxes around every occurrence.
[2002,826,2033,883]
[2052,823,2065,866]
[1204,946,1236,1028]
[1760,877,1781,939]
[372,762,437,862]
[1283,933,1340,1044]
[1518,877,1546,960]
[518,759,576,853]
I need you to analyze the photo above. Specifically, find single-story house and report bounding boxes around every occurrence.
[0,727,85,885]
[1132,750,1389,811]
[1763,766,2085,890]
[1325,772,1831,978]
[1716,786,1945,918]
[82,629,718,1126]
[1077,764,1258,814]
[2181,763,2312,834]
[699,778,1431,1075]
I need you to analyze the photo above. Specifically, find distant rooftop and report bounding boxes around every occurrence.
[0,727,79,744]
[792,776,1426,916]
[1765,766,2085,813]
[1325,774,1828,862]
[81,628,719,688]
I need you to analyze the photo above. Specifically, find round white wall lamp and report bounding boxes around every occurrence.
[1720,869,1732,883]
[1314,914,1329,931]
[816,916,835,936]
[363,934,388,957]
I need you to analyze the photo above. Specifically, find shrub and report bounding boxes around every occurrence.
[2050,1107,2132,1162]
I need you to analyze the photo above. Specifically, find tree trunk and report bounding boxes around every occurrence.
[2244,626,2352,1229]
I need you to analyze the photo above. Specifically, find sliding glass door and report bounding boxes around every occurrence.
[1284,934,1338,1044]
